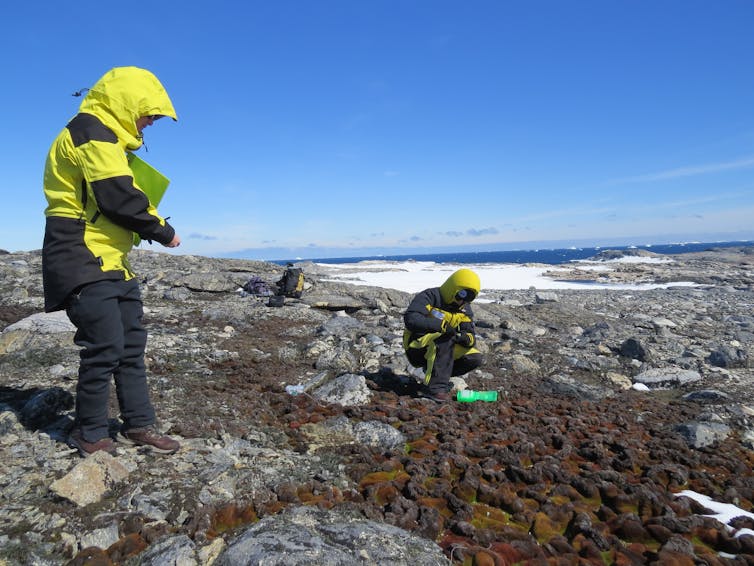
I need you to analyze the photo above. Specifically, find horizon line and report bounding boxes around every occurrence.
[226,237,754,263]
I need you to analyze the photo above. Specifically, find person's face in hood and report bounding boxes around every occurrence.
[439,268,481,305]
[78,67,177,150]
[136,114,164,133]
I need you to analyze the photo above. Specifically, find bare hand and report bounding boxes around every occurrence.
[165,234,181,248]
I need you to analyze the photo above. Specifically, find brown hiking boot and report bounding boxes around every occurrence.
[68,428,117,457]
[428,391,451,402]
[419,387,451,402]
[117,426,180,454]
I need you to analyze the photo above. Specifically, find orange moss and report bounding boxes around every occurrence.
[692,527,720,548]
[407,438,438,454]
[297,485,343,509]
[488,542,526,563]
[549,494,571,506]
[418,496,453,518]
[472,549,497,566]
[471,503,510,530]
[106,533,147,562]
[259,500,286,515]
[372,484,400,506]
[207,503,258,537]
[358,468,409,487]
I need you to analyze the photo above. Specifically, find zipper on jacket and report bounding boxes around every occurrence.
[78,179,88,222]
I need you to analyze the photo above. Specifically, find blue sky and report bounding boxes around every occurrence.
[4,1,754,260]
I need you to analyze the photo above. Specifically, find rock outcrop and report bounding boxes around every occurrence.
[0,246,753,564]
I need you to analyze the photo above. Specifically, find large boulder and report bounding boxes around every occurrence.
[215,506,447,566]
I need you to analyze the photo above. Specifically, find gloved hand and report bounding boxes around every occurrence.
[443,326,459,339]
[427,307,472,332]
[454,332,474,347]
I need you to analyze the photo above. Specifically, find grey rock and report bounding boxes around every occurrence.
[132,533,197,566]
[682,389,731,403]
[742,429,754,449]
[319,314,366,335]
[675,421,731,449]
[0,311,76,354]
[539,374,614,401]
[2,311,75,334]
[300,416,405,452]
[79,522,120,551]
[130,490,173,521]
[352,420,406,451]
[164,287,191,301]
[50,451,130,507]
[0,407,23,436]
[313,373,372,406]
[535,291,559,303]
[633,368,702,388]
[179,273,238,293]
[620,337,650,362]
[299,371,331,392]
[507,354,541,376]
[316,349,359,374]
[304,293,367,312]
[707,345,748,368]
[215,506,446,566]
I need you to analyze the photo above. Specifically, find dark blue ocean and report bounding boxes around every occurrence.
[273,240,753,266]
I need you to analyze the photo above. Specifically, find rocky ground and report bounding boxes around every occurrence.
[0,245,753,565]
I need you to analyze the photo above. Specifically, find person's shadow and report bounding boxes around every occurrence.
[0,385,75,441]
[364,367,426,398]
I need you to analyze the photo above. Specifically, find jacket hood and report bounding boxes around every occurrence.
[439,268,481,304]
[77,66,177,151]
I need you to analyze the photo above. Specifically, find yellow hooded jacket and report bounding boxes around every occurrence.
[42,67,177,312]
[403,269,482,381]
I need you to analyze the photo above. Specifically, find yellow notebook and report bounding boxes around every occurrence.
[127,153,171,245]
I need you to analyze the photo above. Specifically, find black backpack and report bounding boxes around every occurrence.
[276,266,304,298]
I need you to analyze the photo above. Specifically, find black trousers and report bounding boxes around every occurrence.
[407,333,484,394]
[65,279,156,442]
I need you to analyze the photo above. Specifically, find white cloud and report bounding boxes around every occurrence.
[613,155,754,184]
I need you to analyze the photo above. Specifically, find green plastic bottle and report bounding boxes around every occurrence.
[456,390,498,402]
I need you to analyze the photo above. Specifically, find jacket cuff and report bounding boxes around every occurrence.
[148,222,175,245]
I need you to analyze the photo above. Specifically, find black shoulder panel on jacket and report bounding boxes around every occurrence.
[66,113,118,147]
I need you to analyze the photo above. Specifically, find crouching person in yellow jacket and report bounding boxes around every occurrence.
[43,67,181,457]
[403,269,484,401]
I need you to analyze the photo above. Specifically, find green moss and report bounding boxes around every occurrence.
[470,503,510,530]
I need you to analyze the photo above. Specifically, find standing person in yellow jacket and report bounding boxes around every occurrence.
[403,269,484,401]
[43,67,181,456]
